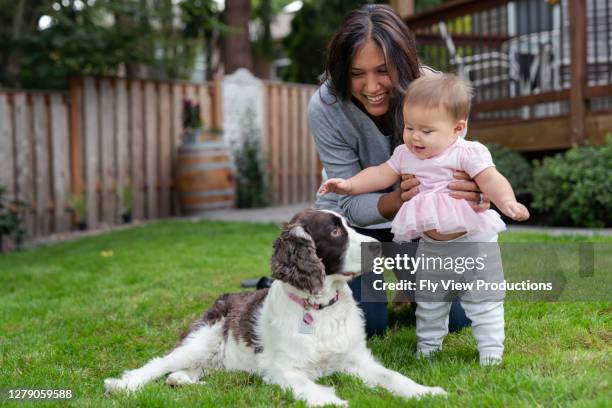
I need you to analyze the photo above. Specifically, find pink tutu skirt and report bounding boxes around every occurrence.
[391,193,506,242]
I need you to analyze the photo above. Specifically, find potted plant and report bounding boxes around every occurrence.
[182,99,203,144]
[118,184,133,223]
[69,193,87,230]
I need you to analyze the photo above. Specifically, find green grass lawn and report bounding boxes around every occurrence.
[0,220,610,407]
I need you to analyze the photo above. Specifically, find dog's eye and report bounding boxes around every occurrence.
[330,227,343,237]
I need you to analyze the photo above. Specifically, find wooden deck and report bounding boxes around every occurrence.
[405,0,612,150]
[469,111,612,152]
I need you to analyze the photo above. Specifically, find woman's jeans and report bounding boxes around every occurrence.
[350,227,471,338]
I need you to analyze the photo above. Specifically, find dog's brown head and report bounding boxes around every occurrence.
[271,209,377,294]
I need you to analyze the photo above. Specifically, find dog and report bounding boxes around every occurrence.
[104,209,447,406]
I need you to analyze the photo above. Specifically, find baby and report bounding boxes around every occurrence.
[319,74,529,365]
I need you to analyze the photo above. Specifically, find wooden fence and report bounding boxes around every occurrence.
[1,77,321,247]
[263,82,321,206]
[71,77,216,228]
[0,91,72,238]
[0,78,217,248]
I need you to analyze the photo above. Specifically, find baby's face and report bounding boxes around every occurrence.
[402,104,465,159]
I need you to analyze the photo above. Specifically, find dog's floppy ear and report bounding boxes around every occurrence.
[271,223,325,294]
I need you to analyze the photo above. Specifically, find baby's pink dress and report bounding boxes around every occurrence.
[386,138,506,242]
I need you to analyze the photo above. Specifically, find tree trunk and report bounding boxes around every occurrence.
[222,0,253,75]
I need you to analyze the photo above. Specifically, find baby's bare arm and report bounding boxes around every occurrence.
[474,167,529,221]
[347,163,399,195]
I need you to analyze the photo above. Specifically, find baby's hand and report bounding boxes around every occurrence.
[318,178,353,195]
[500,201,530,221]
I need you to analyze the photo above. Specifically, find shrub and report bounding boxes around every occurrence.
[0,186,26,252]
[232,108,270,208]
[485,143,533,199]
[530,141,612,228]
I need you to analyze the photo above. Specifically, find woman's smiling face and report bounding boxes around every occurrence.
[350,40,393,117]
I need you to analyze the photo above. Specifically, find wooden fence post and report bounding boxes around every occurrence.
[69,78,84,197]
[569,0,587,145]
[212,76,223,129]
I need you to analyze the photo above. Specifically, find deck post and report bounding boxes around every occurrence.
[568,0,587,145]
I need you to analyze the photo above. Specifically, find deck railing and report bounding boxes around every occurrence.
[405,0,612,147]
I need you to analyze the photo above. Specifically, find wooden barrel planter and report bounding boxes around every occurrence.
[176,141,236,215]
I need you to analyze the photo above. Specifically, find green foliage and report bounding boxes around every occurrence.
[68,192,87,223]
[14,1,140,89]
[251,0,302,61]
[118,184,133,215]
[232,108,270,208]
[485,143,533,199]
[415,0,450,12]
[281,0,455,84]
[182,99,203,129]
[282,0,371,84]
[530,141,612,228]
[0,186,25,252]
[1,0,223,89]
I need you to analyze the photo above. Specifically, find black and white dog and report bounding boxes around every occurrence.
[104,209,446,406]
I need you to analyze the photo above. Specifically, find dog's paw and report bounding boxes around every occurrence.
[305,396,348,407]
[104,377,142,394]
[418,386,448,398]
[166,371,204,387]
[303,387,348,407]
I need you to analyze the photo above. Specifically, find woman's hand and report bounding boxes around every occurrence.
[399,174,420,202]
[378,174,420,220]
[448,170,491,212]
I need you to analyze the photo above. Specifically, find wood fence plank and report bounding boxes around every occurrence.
[198,84,212,130]
[158,83,171,217]
[100,78,116,224]
[144,81,158,218]
[68,78,84,202]
[14,93,35,238]
[265,84,272,203]
[261,85,270,203]
[270,85,280,205]
[83,77,100,228]
[280,86,290,205]
[33,94,51,236]
[289,87,299,203]
[115,79,130,218]
[212,78,223,129]
[171,84,183,214]
[308,89,319,195]
[185,85,197,105]
[299,88,311,202]
[0,93,15,251]
[129,80,145,220]
[50,94,71,232]
[0,94,14,196]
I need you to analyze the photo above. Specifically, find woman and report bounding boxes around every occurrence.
[309,4,489,337]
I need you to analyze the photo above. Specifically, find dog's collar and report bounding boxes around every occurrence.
[286,290,340,311]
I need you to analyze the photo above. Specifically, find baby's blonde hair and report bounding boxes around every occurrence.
[403,73,474,121]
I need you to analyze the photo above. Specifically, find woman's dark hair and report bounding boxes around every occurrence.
[321,4,421,148]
